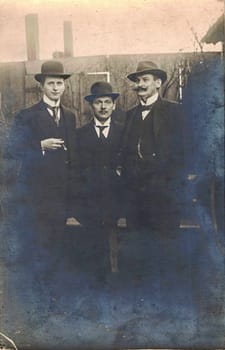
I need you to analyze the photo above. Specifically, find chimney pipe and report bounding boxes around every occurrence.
[64,21,74,57]
[25,14,40,61]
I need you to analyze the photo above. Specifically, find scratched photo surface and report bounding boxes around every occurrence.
[0,0,224,349]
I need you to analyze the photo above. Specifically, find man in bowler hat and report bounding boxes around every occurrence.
[76,81,124,277]
[122,61,184,234]
[6,60,77,261]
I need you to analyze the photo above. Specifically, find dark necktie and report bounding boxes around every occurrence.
[51,106,60,126]
[96,125,108,140]
[45,104,60,126]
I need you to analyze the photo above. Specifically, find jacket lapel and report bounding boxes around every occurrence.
[152,97,166,138]
[60,105,71,143]
[34,101,56,138]
[108,119,116,142]
[85,121,100,147]
[128,98,166,140]
[60,105,79,167]
[123,106,139,147]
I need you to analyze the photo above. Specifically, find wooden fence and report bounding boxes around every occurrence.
[0,51,218,128]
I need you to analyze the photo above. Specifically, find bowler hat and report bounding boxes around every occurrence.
[35,60,71,82]
[127,61,167,83]
[85,82,120,102]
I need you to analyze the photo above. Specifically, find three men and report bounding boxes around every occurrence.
[6,59,184,276]
[6,60,77,254]
[122,61,184,234]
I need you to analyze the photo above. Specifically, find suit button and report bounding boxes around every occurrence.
[152,153,156,157]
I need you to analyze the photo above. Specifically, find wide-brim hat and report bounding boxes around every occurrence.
[35,60,71,82]
[85,81,120,102]
[127,61,167,84]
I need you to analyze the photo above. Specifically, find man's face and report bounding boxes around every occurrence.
[41,76,65,101]
[133,74,162,101]
[91,96,116,121]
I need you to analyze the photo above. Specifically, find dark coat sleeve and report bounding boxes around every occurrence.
[4,109,44,187]
[60,107,80,217]
[6,113,41,161]
[157,101,185,178]
[62,106,77,168]
[69,125,91,221]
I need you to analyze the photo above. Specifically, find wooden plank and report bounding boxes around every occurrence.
[0,62,25,121]
[24,75,41,108]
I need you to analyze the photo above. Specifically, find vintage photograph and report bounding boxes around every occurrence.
[0,0,224,349]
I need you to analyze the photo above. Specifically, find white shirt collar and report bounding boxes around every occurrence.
[43,94,60,107]
[94,117,111,127]
[140,92,159,106]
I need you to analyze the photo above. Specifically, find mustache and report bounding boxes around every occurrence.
[133,87,147,92]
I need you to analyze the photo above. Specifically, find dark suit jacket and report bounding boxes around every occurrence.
[122,96,184,184]
[76,119,124,227]
[6,100,77,220]
[121,96,185,219]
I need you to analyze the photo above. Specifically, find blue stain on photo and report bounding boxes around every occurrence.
[0,53,224,350]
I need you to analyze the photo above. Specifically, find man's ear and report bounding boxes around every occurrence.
[155,78,162,89]
[88,102,95,116]
[39,82,44,92]
[112,101,116,110]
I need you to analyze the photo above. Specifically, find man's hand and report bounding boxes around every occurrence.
[41,138,65,151]
[116,166,122,176]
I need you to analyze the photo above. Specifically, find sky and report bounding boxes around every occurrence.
[0,0,223,62]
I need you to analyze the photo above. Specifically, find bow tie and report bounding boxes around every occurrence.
[139,104,153,113]
[96,125,108,131]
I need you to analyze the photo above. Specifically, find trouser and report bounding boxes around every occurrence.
[126,185,180,235]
